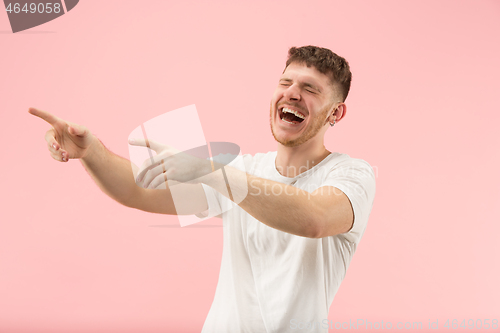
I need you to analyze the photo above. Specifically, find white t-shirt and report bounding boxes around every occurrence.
[200,151,376,333]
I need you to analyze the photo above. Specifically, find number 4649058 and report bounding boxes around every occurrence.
[5,3,62,14]
[444,319,498,330]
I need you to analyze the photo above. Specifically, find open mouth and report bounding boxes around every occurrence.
[279,107,306,125]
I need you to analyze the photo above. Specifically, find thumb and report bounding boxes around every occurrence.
[68,124,88,137]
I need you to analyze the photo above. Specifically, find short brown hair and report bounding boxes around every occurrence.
[285,46,352,102]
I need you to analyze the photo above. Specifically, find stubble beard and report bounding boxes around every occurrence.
[270,104,331,148]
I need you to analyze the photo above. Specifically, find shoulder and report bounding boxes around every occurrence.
[231,151,276,171]
[251,151,276,164]
[320,153,376,201]
[325,153,376,178]
[213,151,276,174]
[247,151,276,174]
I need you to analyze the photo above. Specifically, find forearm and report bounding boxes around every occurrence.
[80,136,141,207]
[202,166,329,238]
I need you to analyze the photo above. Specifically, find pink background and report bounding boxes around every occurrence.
[1,1,499,332]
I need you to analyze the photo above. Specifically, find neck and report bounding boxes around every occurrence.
[275,138,330,178]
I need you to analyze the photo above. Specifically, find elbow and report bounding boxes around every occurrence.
[304,217,327,239]
[309,224,331,239]
[308,224,337,239]
[308,211,349,239]
[118,186,145,210]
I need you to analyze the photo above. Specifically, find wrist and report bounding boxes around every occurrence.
[199,159,219,186]
[81,134,100,162]
[200,164,250,205]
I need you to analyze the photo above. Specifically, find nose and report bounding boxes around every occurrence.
[283,84,301,101]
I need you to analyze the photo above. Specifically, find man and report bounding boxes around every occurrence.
[30,45,376,332]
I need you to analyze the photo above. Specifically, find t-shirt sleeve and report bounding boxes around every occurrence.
[195,154,251,219]
[322,158,376,243]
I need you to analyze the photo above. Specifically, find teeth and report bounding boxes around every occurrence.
[282,107,305,119]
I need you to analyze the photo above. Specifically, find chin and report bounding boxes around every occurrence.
[271,130,304,147]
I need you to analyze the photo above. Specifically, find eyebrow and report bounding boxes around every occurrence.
[279,78,322,93]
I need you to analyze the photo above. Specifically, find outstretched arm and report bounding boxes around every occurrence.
[29,107,208,215]
[203,167,354,238]
[131,139,355,238]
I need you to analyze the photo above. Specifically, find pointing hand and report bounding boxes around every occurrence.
[29,107,95,162]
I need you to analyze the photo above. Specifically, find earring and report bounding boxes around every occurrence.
[330,109,337,127]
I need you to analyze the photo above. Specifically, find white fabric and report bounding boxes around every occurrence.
[200,151,376,333]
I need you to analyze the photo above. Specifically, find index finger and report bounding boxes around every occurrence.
[28,107,60,126]
[128,138,167,153]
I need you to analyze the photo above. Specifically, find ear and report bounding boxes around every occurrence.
[328,103,347,124]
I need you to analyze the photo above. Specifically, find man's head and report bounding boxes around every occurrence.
[286,46,352,103]
[270,46,352,148]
